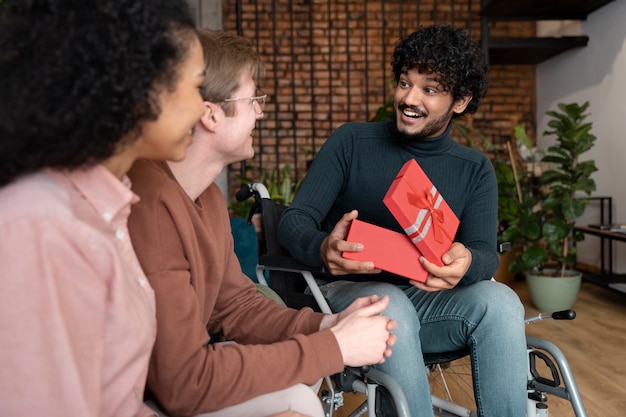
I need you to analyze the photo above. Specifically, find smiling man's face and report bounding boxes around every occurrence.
[394,68,471,140]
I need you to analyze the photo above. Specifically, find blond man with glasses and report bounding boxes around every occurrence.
[127,29,397,417]
[222,93,268,113]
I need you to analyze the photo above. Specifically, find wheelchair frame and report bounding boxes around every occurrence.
[238,183,588,417]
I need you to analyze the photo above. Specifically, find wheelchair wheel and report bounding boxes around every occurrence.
[427,356,476,417]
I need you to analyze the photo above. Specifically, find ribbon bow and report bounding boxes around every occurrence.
[407,188,445,243]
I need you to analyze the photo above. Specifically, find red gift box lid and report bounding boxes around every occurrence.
[383,159,459,266]
[342,219,427,282]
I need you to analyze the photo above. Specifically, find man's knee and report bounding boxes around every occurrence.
[473,281,525,323]
[346,282,417,319]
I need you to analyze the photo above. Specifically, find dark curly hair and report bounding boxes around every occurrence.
[0,0,197,186]
[391,24,488,118]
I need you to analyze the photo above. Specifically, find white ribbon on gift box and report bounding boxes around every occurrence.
[404,185,445,244]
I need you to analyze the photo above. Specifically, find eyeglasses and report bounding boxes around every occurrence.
[222,94,267,114]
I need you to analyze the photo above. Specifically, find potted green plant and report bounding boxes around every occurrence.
[453,121,528,285]
[230,164,304,217]
[502,102,598,311]
[264,165,302,206]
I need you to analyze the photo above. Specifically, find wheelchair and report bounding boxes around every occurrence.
[237,182,588,417]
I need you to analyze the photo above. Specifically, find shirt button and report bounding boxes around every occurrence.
[116,229,125,239]
[137,277,148,287]
[103,210,113,222]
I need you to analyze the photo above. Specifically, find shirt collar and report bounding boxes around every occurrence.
[50,165,139,225]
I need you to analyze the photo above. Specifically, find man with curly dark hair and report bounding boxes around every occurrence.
[279,25,527,417]
[0,0,206,416]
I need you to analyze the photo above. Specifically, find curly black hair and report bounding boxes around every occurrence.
[391,24,489,118]
[0,0,197,186]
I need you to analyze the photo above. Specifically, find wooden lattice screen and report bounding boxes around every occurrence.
[223,0,535,202]
[221,0,535,201]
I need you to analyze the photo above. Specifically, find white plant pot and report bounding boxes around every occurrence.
[525,270,582,312]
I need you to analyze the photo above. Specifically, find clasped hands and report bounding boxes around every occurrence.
[323,294,397,367]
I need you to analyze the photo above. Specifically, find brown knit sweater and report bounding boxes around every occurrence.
[127,160,343,416]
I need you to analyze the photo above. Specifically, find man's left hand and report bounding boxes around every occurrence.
[410,242,472,292]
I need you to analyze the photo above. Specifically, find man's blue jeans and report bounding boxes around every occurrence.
[321,279,527,417]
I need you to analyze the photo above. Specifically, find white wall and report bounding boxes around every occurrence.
[537,0,626,271]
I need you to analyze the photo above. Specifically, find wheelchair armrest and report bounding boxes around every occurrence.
[256,254,333,313]
[258,254,326,274]
[498,241,511,253]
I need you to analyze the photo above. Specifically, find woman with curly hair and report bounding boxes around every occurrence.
[0,0,205,416]
[279,25,527,417]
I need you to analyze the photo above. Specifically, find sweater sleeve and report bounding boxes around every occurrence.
[128,161,344,416]
[455,157,499,285]
[145,266,343,416]
[278,127,353,267]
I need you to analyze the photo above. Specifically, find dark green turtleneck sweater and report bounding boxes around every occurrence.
[278,120,498,285]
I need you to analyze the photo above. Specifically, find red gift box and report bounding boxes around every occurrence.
[383,159,459,266]
[342,219,427,282]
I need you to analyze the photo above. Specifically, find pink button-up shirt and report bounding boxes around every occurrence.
[0,165,156,417]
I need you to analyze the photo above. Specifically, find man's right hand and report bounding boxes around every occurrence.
[320,210,381,275]
[330,294,397,367]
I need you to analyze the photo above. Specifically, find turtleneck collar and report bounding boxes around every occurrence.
[385,120,456,154]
